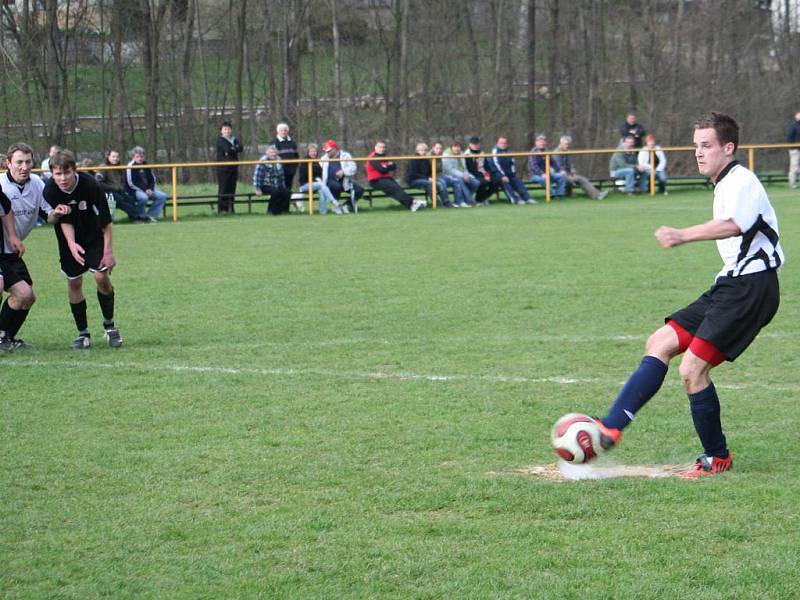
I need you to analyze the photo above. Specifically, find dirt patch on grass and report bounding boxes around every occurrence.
[491,461,690,480]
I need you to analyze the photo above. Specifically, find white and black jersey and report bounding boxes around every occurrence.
[0,172,51,254]
[713,161,784,279]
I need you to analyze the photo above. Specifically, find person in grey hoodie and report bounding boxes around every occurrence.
[442,140,479,206]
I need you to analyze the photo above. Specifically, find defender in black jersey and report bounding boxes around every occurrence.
[44,150,123,349]
[589,113,783,477]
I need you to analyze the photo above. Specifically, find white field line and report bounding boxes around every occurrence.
[3,357,799,391]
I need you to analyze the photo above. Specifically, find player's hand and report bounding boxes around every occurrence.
[335,169,344,179]
[54,204,71,217]
[69,242,86,266]
[502,176,509,183]
[655,226,684,248]
[100,251,116,273]
[10,237,24,257]
[145,189,153,197]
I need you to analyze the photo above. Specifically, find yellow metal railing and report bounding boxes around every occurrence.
[35,142,797,221]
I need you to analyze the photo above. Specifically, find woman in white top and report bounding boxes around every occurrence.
[637,134,668,194]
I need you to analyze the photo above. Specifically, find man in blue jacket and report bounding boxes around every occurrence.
[124,146,167,222]
[488,136,535,205]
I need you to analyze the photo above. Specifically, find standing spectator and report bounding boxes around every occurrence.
[554,136,607,200]
[442,140,479,206]
[0,154,8,170]
[464,136,497,206]
[527,134,567,198]
[44,150,123,349]
[786,111,800,189]
[619,112,647,148]
[405,142,451,207]
[431,141,472,207]
[272,122,299,190]
[366,140,425,212]
[638,134,669,194]
[487,136,535,205]
[320,139,363,213]
[124,146,167,222]
[215,120,243,214]
[297,143,341,215]
[609,135,647,194]
[253,145,292,215]
[96,150,145,223]
[39,145,61,181]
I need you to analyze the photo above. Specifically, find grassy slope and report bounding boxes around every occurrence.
[2,188,799,598]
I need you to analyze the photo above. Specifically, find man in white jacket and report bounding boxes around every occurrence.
[320,140,363,213]
[637,134,668,194]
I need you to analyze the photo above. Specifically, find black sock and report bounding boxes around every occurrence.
[97,289,115,327]
[5,306,30,339]
[70,300,89,333]
[688,383,728,458]
[0,299,12,334]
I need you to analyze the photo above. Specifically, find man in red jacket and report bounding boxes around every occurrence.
[366,141,426,212]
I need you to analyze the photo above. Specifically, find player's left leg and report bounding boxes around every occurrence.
[95,271,122,348]
[678,346,732,477]
[0,278,36,350]
[67,275,92,349]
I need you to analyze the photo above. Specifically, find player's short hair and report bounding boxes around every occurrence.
[7,142,34,158]
[694,112,739,152]
[49,149,77,171]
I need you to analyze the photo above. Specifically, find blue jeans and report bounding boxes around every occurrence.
[133,189,167,219]
[495,175,531,204]
[641,170,668,193]
[299,181,337,214]
[408,178,449,205]
[443,175,478,205]
[610,168,637,193]
[529,172,567,196]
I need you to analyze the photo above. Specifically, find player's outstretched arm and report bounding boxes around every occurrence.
[60,222,86,266]
[100,223,115,273]
[47,203,71,224]
[1,214,24,257]
[655,218,741,248]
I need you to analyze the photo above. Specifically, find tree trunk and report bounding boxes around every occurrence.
[330,0,347,144]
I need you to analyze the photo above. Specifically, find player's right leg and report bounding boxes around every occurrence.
[595,324,684,449]
[0,276,36,351]
[67,275,91,349]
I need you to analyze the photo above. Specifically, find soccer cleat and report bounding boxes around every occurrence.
[411,199,427,212]
[71,334,91,349]
[104,328,123,348]
[526,198,538,204]
[592,418,622,451]
[0,335,18,353]
[681,453,733,478]
[597,191,609,201]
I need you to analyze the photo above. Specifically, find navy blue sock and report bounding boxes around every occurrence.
[688,383,728,458]
[602,356,668,430]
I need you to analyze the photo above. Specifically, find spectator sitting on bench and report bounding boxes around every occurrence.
[527,134,567,199]
[297,143,341,215]
[637,134,668,195]
[367,140,426,212]
[96,150,147,223]
[405,142,451,207]
[320,139,363,213]
[554,136,607,201]
[488,136,535,205]
[254,145,292,215]
[609,135,647,195]
[124,146,167,222]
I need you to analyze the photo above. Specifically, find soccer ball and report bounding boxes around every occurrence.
[551,413,603,464]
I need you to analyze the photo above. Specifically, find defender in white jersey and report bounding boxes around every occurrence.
[0,143,70,352]
[586,113,783,477]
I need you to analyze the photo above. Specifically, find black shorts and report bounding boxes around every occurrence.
[0,253,33,288]
[666,270,780,361]
[59,237,107,279]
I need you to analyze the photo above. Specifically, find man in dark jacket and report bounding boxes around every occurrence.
[464,136,497,206]
[619,112,647,148]
[215,121,244,214]
[124,146,167,222]
[271,123,299,190]
[487,136,535,205]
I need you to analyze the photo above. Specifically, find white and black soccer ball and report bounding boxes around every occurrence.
[551,413,603,464]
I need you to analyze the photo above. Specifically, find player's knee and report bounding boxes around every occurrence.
[645,327,678,358]
[11,285,36,309]
[678,356,707,391]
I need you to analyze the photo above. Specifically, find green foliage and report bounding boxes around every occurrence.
[2,189,799,598]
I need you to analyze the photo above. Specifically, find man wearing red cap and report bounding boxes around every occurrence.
[320,139,363,213]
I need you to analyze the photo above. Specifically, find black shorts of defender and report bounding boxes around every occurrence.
[0,254,33,288]
[59,237,107,279]
[666,270,779,362]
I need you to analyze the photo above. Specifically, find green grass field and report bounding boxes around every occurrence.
[2,188,799,599]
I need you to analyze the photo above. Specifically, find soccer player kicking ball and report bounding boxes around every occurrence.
[593,112,783,477]
[45,150,123,349]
